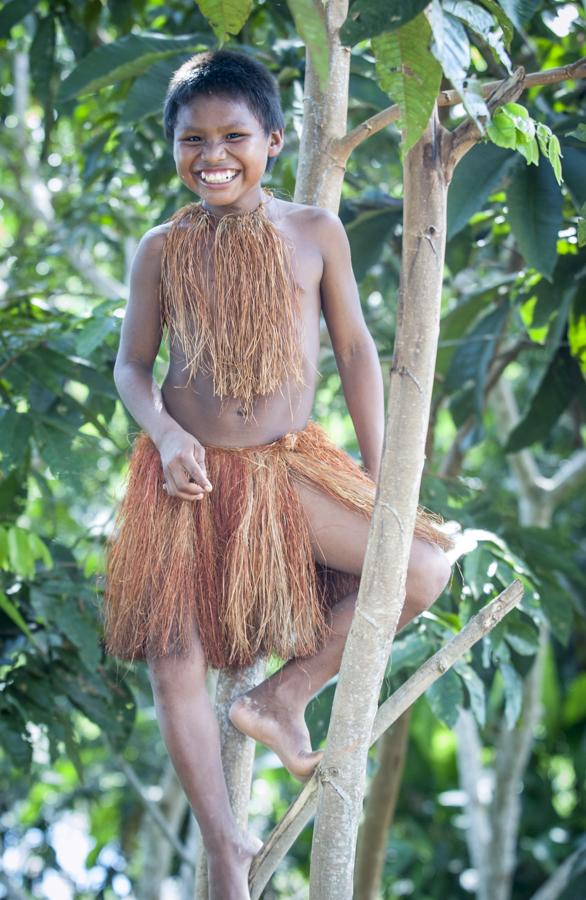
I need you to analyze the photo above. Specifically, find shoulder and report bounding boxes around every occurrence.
[137,222,172,256]
[274,200,347,249]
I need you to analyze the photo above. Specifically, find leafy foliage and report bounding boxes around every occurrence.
[1,0,584,897]
[372,14,442,157]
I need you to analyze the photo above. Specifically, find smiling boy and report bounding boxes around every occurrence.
[103,50,451,899]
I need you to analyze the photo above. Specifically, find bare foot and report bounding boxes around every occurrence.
[208,832,262,900]
[229,692,323,780]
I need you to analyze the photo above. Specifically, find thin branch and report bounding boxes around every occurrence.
[250,580,524,898]
[336,58,586,159]
[528,843,586,900]
[110,746,195,870]
[544,449,586,507]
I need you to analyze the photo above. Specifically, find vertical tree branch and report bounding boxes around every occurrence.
[353,710,412,900]
[294,0,351,210]
[309,109,450,899]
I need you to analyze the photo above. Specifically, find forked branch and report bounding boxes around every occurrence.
[249,580,524,898]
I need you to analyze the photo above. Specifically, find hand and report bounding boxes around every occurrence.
[156,428,213,501]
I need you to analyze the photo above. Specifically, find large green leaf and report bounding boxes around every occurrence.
[560,145,586,207]
[341,0,429,44]
[196,0,252,43]
[444,303,509,413]
[507,159,563,279]
[58,34,204,101]
[122,55,191,122]
[475,0,514,47]
[505,347,583,451]
[0,0,39,37]
[372,14,443,157]
[447,141,515,238]
[498,0,542,31]
[429,4,488,126]
[444,1,511,71]
[425,668,464,728]
[29,16,56,106]
[287,0,330,91]
[346,207,401,280]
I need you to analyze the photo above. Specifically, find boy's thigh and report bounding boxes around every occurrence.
[292,477,442,586]
[292,477,370,576]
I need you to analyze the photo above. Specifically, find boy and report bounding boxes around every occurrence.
[104,50,451,899]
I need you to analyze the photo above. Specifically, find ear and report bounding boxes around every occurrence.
[267,128,284,159]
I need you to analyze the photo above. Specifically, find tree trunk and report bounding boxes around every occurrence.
[309,110,449,900]
[353,710,412,900]
[294,0,350,210]
[195,662,264,899]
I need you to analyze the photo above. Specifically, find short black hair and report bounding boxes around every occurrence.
[163,50,285,172]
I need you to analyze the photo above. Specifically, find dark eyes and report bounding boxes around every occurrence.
[183,133,245,142]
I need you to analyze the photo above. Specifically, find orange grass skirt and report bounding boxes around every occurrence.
[103,421,449,669]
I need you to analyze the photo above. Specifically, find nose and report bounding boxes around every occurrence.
[201,139,227,164]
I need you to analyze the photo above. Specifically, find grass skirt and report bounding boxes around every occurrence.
[103,421,449,669]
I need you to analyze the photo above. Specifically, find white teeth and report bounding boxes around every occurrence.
[199,170,237,184]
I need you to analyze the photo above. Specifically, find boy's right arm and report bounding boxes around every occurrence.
[113,227,212,501]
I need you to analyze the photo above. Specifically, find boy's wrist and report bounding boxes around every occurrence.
[151,418,186,450]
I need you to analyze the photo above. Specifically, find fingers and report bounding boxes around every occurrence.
[163,447,213,502]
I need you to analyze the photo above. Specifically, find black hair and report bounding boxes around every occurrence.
[163,50,284,172]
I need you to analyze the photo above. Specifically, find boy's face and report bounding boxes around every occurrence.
[173,94,284,212]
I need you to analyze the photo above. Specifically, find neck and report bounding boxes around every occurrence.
[201,186,270,218]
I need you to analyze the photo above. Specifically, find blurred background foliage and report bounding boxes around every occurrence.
[0,0,584,898]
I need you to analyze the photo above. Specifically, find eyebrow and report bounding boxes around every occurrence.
[177,120,251,131]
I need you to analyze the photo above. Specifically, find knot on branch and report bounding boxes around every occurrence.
[319,767,351,804]
[389,364,423,393]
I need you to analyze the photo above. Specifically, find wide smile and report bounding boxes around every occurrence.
[195,168,240,188]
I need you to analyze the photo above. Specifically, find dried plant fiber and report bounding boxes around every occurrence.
[160,195,305,420]
[103,421,451,669]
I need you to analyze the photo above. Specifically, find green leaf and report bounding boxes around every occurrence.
[122,55,191,123]
[507,159,563,279]
[346,207,401,280]
[7,527,34,579]
[58,33,204,101]
[501,661,523,727]
[0,409,33,470]
[444,303,508,413]
[504,616,540,655]
[567,124,586,143]
[372,14,443,157]
[498,0,542,31]
[196,0,252,44]
[447,142,515,238]
[560,146,586,207]
[0,0,39,37]
[536,124,562,185]
[425,668,464,728]
[0,711,32,769]
[487,108,518,149]
[455,662,486,727]
[286,0,330,92]
[429,6,488,127]
[29,16,56,106]
[0,590,39,647]
[505,347,582,451]
[341,0,430,44]
[443,1,511,71]
[475,0,514,47]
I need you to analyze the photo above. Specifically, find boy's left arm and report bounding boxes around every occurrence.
[317,211,385,481]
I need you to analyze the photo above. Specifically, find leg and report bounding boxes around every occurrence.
[229,480,451,779]
[147,626,262,900]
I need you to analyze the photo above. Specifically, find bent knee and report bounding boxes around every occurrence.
[406,540,452,614]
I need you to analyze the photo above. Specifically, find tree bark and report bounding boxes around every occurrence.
[309,109,449,900]
[195,662,264,900]
[294,0,350,210]
[353,710,412,900]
